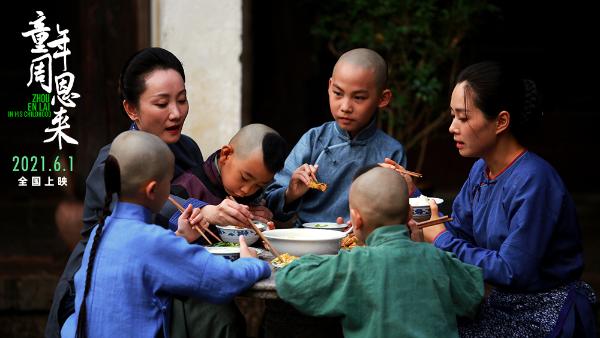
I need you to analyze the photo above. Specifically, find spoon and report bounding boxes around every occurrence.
[342,225,354,235]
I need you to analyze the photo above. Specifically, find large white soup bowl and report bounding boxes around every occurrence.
[262,228,347,256]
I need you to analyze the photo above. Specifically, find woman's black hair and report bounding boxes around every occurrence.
[118,47,185,107]
[75,155,121,337]
[456,61,543,145]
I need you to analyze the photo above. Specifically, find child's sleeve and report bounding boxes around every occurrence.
[167,197,208,231]
[275,253,350,317]
[147,232,271,303]
[441,251,484,318]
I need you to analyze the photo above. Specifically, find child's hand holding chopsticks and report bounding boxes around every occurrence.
[199,199,255,228]
[285,163,319,204]
[176,204,204,243]
[169,197,219,244]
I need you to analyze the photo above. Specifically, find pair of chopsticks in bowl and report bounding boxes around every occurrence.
[167,196,220,245]
[226,196,282,258]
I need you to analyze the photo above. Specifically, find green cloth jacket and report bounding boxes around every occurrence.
[276,225,484,338]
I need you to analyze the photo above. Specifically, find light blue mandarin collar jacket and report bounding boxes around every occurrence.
[266,119,408,226]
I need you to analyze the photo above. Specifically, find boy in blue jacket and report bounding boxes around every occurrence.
[266,48,415,226]
[61,130,270,338]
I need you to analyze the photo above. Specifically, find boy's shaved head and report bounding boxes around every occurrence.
[109,130,174,197]
[350,167,409,227]
[334,48,388,91]
[229,123,288,174]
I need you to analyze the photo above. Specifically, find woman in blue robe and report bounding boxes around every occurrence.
[419,61,596,337]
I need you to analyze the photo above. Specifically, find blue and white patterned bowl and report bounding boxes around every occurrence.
[216,221,267,246]
[409,196,444,222]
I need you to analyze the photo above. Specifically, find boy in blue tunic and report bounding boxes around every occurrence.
[276,166,484,338]
[265,48,415,226]
[60,130,271,338]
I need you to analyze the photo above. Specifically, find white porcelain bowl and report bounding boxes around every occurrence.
[216,221,267,246]
[205,246,240,261]
[409,196,444,222]
[262,228,347,256]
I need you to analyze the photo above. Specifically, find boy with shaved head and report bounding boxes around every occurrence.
[167,123,287,338]
[276,166,484,338]
[266,48,417,228]
[60,130,270,338]
[170,123,287,228]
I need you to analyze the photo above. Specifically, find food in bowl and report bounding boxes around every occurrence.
[409,195,444,222]
[262,228,347,256]
[216,221,266,246]
[302,222,347,231]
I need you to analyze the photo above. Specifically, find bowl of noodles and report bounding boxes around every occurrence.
[262,228,347,257]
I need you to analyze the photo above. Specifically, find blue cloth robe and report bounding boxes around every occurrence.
[434,151,582,291]
[61,202,270,338]
[434,151,596,336]
[46,127,207,338]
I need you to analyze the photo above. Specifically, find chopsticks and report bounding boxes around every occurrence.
[415,215,452,229]
[227,196,282,258]
[398,169,423,178]
[167,196,220,244]
[378,163,423,178]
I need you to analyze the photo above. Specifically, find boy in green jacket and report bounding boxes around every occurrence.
[276,166,484,338]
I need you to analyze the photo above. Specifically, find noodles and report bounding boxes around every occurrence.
[341,234,359,249]
[271,253,299,268]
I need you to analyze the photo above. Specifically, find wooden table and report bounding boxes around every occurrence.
[240,252,344,338]
[243,265,278,299]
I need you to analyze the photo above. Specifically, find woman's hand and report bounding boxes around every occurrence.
[200,199,254,227]
[422,199,446,243]
[239,236,258,258]
[176,204,202,243]
[285,163,318,204]
[379,158,417,196]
